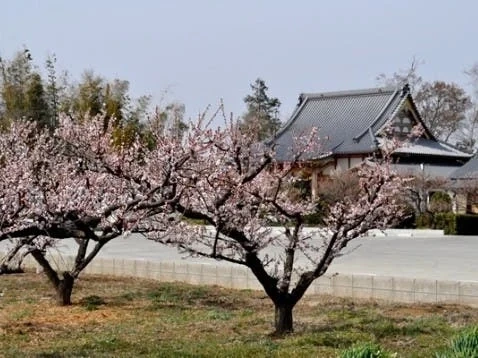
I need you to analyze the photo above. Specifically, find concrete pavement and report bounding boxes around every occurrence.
[2,232,476,282]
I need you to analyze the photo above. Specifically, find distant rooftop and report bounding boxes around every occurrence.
[392,138,471,159]
[273,84,469,162]
[450,156,478,179]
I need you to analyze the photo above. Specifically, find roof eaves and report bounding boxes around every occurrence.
[334,149,376,155]
[436,140,472,156]
[395,151,471,158]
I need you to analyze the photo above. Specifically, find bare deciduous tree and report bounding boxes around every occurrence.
[376,57,424,94]
[457,64,478,152]
[415,81,471,142]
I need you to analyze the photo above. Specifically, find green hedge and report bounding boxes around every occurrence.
[416,212,455,234]
[416,213,478,235]
[303,212,324,226]
[416,213,433,229]
[455,214,478,235]
[434,213,457,235]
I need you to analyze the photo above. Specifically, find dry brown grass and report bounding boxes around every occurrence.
[1,272,478,357]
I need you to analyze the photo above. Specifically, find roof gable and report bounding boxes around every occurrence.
[374,91,434,141]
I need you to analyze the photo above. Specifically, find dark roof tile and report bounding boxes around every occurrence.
[274,86,401,160]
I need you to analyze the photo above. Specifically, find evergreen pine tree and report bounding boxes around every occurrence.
[243,78,281,140]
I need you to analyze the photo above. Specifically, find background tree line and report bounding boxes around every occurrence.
[8,49,474,151]
[0,48,188,141]
[0,48,283,143]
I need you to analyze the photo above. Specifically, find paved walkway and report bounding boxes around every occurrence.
[331,235,478,282]
[5,233,474,282]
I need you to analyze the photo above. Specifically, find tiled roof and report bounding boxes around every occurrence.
[450,156,478,179]
[274,86,404,160]
[391,138,471,158]
[273,84,470,162]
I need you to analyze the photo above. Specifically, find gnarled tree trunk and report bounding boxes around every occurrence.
[55,272,75,306]
[244,250,299,335]
[274,302,294,334]
[31,248,76,306]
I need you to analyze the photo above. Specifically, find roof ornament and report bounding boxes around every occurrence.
[368,127,379,149]
[297,94,304,106]
[401,83,410,97]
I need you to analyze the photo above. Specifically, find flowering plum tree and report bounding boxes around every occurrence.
[0,114,203,305]
[146,113,408,334]
[0,106,408,326]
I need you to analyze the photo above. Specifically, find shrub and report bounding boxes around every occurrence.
[415,212,456,234]
[416,212,434,228]
[303,210,325,226]
[340,342,393,358]
[429,192,453,213]
[434,213,457,235]
[393,202,416,229]
[302,198,329,226]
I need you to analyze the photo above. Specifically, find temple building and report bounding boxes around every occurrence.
[273,84,471,200]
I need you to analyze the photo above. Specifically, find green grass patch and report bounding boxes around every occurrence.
[436,326,478,357]
[340,342,392,358]
[80,295,106,311]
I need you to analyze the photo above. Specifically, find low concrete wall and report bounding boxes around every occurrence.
[367,229,444,237]
[12,254,478,307]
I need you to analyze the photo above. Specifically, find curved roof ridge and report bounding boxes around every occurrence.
[301,86,396,99]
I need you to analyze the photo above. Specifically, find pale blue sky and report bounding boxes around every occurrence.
[1,0,478,121]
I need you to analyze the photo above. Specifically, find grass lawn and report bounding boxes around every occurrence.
[1,272,477,357]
